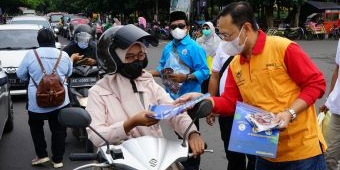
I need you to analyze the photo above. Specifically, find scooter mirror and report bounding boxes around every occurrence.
[188,99,213,119]
[58,107,92,128]
[182,99,213,147]
[59,107,112,154]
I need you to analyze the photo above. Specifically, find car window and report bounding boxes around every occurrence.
[11,20,51,29]
[0,30,39,49]
[50,15,63,22]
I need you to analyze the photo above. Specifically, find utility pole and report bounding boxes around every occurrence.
[155,0,159,21]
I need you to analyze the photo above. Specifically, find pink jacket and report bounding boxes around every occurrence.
[86,71,197,147]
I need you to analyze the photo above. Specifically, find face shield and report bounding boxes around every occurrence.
[75,32,92,49]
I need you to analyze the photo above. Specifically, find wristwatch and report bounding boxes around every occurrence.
[186,74,194,81]
[286,109,297,122]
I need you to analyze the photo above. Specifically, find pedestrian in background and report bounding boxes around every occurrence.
[16,28,73,169]
[175,1,327,170]
[138,16,149,47]
[149,10,209,170]
[113,17,121,26]
[196,21,221,72]
[196,21,221,94]
[320,39,340,170]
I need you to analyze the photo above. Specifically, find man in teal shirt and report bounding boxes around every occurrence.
[150,11,209,170]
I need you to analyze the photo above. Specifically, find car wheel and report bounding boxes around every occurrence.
[4,98,13,133]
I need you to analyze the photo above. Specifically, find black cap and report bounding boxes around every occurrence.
[170,11,188,23]
[37,28,55,47]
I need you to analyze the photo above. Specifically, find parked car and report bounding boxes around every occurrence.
[10,15,59,42]
[0,24,60,95]
[0,59,13,140]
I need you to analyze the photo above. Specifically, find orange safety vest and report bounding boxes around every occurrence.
[229,36,327,162]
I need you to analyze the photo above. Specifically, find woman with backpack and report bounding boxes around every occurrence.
[16,28,73,169]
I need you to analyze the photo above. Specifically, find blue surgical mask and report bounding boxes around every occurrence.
[76,32,91,49]
[78,42,88,49]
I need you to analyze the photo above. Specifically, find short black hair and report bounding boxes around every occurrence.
[37,28,56,47]
[217,1,258,31]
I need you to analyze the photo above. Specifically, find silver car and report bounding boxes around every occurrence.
[0,60,13,140]
[10,15,59,42]
[0,24,60,95]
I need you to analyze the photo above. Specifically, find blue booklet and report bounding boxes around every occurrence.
[228,101,280,158]
[149,93,211,120]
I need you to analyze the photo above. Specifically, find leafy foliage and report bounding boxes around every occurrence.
[1,0,309,26]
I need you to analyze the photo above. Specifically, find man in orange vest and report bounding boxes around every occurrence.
[176,1,327,170]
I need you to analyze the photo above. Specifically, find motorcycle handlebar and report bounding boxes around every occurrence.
[188,149,214,158]
[69,153,98,161]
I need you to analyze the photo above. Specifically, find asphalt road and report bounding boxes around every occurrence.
[0,35,338,170]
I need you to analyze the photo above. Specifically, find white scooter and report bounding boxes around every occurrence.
[58,99,213,170]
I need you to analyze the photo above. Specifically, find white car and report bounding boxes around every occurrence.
[0,60,13,140]
[10,15,59,42]
[0,24,61,95]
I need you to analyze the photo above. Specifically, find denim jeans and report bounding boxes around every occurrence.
[256,154,327,170]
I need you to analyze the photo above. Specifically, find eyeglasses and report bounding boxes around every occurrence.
[218,30,237,41]
[202,27,210,30]
[170,23,186,30]
[219,25,245,41]
[125,51,146,62]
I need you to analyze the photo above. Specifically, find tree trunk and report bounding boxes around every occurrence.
[277,1,281,19]
[155,0,159,21]
[210,0,214,19]
[293,4,301,27]
[260,3,265,28]
[265,3,274,28]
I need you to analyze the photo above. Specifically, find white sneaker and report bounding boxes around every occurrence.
[52,162,63,168]
[31,157,50,165]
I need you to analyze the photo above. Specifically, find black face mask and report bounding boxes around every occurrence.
[119,57,148,79]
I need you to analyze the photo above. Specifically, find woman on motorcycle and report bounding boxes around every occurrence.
[86,24,205,161]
